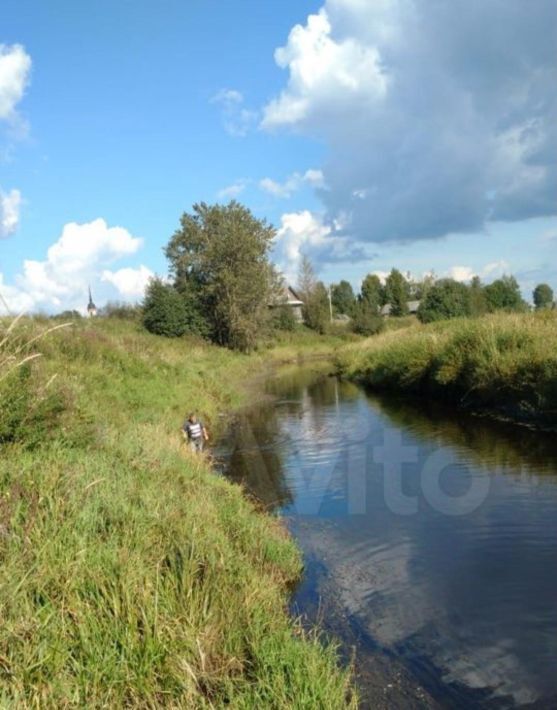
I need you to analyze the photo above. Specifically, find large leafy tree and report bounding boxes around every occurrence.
[417,279,471,323]
[533,283,554,310]
[331,280,356,316]
[384,268,410,316]
[165,202,275,352]
[359,273,384,313]
[484,276,526,313]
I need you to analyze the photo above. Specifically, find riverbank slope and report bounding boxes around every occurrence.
[335,311,557,429]
[0,317,356,707]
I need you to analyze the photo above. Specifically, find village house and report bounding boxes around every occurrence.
[380,300,420,317]
[269,285,304,322]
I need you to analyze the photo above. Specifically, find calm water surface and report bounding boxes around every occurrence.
[217,366,557,709]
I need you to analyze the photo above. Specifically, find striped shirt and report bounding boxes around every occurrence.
[183,420,203,440]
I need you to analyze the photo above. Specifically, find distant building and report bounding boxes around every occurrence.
[87,287,97,317]
[269,285,304,322]
[380,300,420,317]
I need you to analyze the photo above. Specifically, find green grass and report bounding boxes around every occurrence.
[336,310,557,426]
[0,317,356,708]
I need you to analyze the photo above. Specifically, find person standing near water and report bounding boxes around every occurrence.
[182,412,209,453]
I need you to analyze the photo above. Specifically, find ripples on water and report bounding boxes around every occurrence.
[217,366,557,708]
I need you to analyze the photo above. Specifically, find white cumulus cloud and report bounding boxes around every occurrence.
[274,210,366,283]
[0,218,147,315]
[448,261,512,283]
[217,180,248,200]
[102,265,154,298]
[260,169,325,198]
[262,8,388,129]
[262,0,557,248]
[211,87,258,137]
[0,188,21,237]
[0,44,31,125]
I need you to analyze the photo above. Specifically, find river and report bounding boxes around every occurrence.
[215,364,557,709]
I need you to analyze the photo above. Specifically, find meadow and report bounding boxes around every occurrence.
[336,311,557,428]
[0,316,356,707]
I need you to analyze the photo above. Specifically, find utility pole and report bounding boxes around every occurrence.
[328,285,333,323]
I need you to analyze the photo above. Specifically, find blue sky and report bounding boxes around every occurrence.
[1,0,556,313]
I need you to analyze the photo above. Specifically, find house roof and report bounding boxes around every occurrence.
[269,285,304,307]
[380,300,420,316]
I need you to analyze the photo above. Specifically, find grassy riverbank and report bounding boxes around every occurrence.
[336,311,557,428]
[0,317,356,707]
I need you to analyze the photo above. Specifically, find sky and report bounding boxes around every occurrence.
[1,0,556,314]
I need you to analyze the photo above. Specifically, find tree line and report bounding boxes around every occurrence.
[306,267,553,335]
[68,201,552,349]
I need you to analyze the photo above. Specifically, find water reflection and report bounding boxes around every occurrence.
[219,366,557,708]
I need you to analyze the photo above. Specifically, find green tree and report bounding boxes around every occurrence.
[165,202,275,352]
[142,278,204,338]
[411,272,436,301]
[469,276,488,316]
[331,280,356,316]
[359,273,383,313]
[296,256,331,332]
[533,283,554,310]
[351,301,384,336]
[484,276,526,313]
[384,268,410,316]
[304,282,331,333]
[418,279,471,323]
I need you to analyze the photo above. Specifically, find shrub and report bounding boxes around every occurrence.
[533,283,554,310]
[418,278,471,323]
[142,278,207,338]
[351,303,385,336]
[101,301,142,320]
[484,276,527,313]
[270,305,298,331]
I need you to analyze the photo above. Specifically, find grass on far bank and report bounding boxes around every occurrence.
[336,310,557,427]
[0,317,356,708]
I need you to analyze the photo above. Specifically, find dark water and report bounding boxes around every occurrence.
[216,365,557,709]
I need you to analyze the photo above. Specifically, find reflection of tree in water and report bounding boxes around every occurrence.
[371,393,557,477]
[226,403,293,512]
[225,368,361,512]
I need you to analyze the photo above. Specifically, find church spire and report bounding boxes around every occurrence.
[87,287,97,316]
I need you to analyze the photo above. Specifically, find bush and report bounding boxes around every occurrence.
[533,283,554,310]
[270,305,298,332]
[351,304,385,336]
[303,282,331,334]
[418,279,471,323]
[101,301,142,320]
[484,276,527,313]
[142,278,207,338]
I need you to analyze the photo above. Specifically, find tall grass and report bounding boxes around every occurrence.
[336,311,557,426]
[0,317,356,707]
